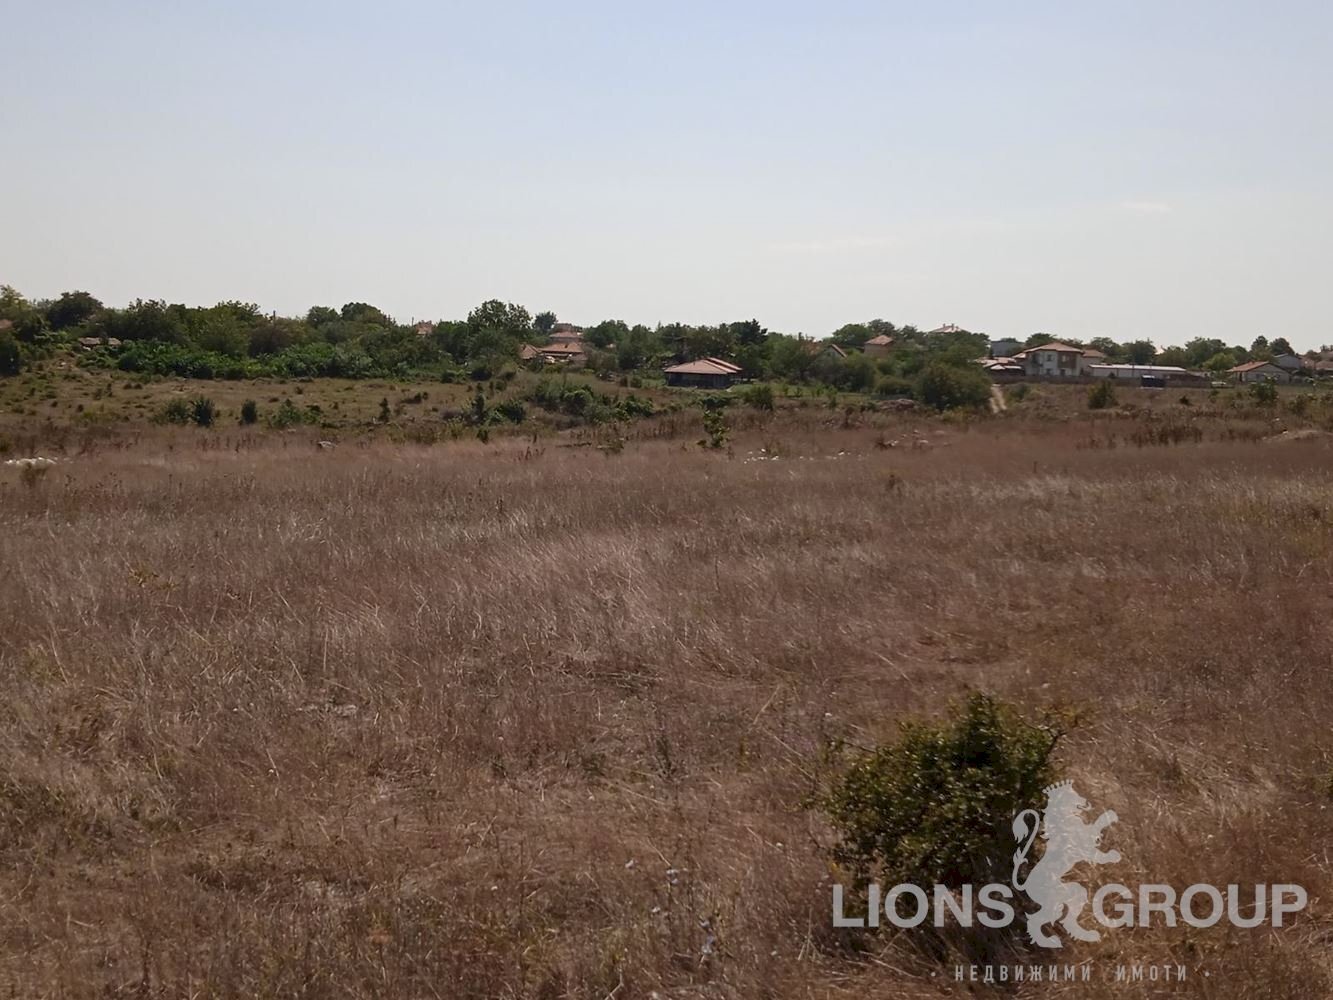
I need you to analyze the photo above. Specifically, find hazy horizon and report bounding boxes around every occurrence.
[4,1,1331,349]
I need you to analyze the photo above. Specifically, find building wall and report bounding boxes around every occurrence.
[1237,367,1291,384]
[1024,351,1085,377]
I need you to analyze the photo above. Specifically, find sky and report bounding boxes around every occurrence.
[3,0,1331,348]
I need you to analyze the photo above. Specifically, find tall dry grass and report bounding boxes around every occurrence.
[1,417,1331,997]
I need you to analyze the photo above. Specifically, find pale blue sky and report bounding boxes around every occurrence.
[3,1,1331,347]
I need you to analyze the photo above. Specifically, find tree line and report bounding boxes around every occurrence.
[0,285,1305,386]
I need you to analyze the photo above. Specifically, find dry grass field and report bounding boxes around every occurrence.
[3,399,1333,997]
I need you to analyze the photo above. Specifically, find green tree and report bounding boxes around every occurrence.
[766,334,816,381]
[340,302,393,328]
[829,323,871,349]
[615,325,662,370]
[1089,337,1125,363]
[1126,340,1156,364]
[533,311,558,335]
[587,319,629,349]
[1183,338,1228,368]
[1203,350,1238,372]
[103,299,188,345]
[0,286,47,342]
[306,305,340,327]
[681,324,736,360]
[467,300,531,337]
[915,362,992,411]
[1270,337,1294,357]
[0,328,22,375]
[1250,335,1271,358]
[45,290,103,330]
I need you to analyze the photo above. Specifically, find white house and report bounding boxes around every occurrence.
[1017,342,1090,378]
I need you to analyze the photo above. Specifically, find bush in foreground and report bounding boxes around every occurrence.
[822,693,1065,889]
[914,363,992,412]
[1088,379,1116,410]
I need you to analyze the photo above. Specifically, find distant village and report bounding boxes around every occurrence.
[503,321,1316,390]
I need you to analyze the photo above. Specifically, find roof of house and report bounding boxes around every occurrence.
[539,342,586,356]
[664,358,740,376]
[865,334,895,346]
[1228,360,1282,373]
[929,324,968,335]
[801,340,846,358]
[519,344,542,360]
[1080,347,1107,359]
[0,319,12,332]
[1021,341,1086,355]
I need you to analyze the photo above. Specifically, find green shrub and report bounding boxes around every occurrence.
[617,393,654,419]
[874,375,913,397]
[0,329,22,376]
[699,406,728,449]
[494,399,526,423]
[821,693,1065,889]
[1087,379,1116,410]
[156,399,191,425]
[239,399,259,425]
[914,363,992,412]
[738,382,775,411]
[267,398,316,429]
[189,396,216,427]
[1249,380,1278,405]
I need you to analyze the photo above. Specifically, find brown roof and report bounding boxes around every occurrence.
[1228,360,1281,373]
[1080,347,1107,359]
[665,358,740,376]
[539,342,586,356]
[519,344,542,360]
[703,356,742,372]
[865,334,895,346]
[929,324,968,335]
[802,340,847,358]
[0,319,12,332]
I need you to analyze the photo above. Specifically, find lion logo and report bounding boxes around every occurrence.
[1011,781,1121,948]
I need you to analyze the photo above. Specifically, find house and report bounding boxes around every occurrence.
[663,357,741,389]
[929,324,969,335]
[1273,353,1303,373]
[977,356,1023,374]
[412,321,435,338]
[1016,342,1090,378]
[863,334,895,359]
[1228,360,1291,384]
[548,324,584,345]
[520,342,587,365]
[801,340,847,361]
[989,338,1023,358]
